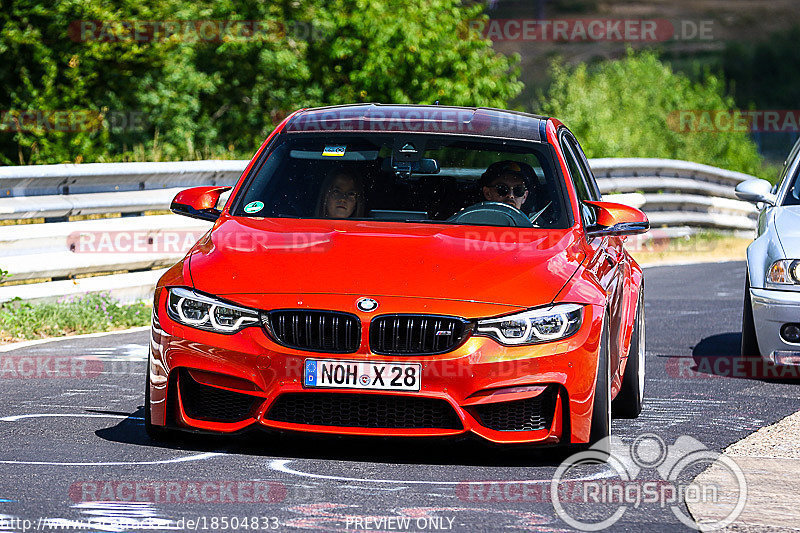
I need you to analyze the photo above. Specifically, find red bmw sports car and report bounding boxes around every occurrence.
[146,104,648,451]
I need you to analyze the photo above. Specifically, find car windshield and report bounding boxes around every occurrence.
[232,133,570,228]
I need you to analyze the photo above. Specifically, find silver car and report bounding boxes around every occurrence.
[735,138,800,365]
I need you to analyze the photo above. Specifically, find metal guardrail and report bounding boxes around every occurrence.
[590,158,758,230]
[0,158,759,226]
[0,160,245,197]
[0,157,759,303]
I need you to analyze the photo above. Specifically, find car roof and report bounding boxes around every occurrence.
[284,104,550,143]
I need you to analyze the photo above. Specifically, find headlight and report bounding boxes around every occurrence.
[166,287,260,334]
[476,303,583,345]
[767,260,800,285]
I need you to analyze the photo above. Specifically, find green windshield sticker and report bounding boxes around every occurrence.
[244,201,264,214]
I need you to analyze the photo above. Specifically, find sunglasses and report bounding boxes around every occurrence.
[490,183,527,198]
[329,188,358,201]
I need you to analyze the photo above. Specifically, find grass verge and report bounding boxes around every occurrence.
[629,231,751,266]
[0,293,151,343]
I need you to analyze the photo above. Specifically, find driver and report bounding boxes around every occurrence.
[479,160,533,211]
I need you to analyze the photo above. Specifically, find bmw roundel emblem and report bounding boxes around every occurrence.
[356,297,379,312]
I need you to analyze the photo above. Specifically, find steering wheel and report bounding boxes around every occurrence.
[528,201,552,226]
[446,201,534,228]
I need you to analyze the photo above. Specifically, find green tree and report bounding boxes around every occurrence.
[302,0,523,107]
[538,49,765,178]
[0,0,524,164]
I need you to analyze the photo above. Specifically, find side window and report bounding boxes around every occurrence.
[566,136,601,200]
[779,137,800,205]
[560,137,597,226]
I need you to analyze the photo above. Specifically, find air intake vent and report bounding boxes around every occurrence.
[266,393,462,429]
[179,370,262,423]
[264,310,361,353]
[369,315,471,355]
[473,387,557,432]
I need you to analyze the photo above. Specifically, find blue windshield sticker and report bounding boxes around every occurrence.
[244,201,264,214]
[322,145,346,157]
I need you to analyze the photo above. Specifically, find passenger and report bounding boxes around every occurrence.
[479,160,533,211]
[315,170,365,219]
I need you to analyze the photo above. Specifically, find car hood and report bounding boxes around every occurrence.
[774,206,800,255]
[187,217,585,310]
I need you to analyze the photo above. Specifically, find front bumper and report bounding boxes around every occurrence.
[149,290,605,445]
[750,287,800,365]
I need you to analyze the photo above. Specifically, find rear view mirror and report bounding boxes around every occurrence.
[171,186,232,222]
[383,157,440,177]
[584,201,649,237]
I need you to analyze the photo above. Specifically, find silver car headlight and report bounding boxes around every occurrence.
[476,303,583,345]
[166,287,260,334]
[767,260,800,285]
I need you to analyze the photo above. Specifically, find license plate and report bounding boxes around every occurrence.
[303,359,421,392]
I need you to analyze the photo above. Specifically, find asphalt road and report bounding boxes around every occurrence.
[1,260,798,532]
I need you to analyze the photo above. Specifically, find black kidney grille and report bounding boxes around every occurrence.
[179,370,262,423]
[370,315,470,355]
[266,393,462,429]
[265,310,360,353]
[473,388,557,432]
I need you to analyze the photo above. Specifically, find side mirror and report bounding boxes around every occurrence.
[735,179,776,206]
[584,201,649,237]
[170,186,232,222]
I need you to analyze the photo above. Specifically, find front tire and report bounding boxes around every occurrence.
[741,276,760,358]
[578,316,612,456]
[144,361,172,441]
[613,289,645,418]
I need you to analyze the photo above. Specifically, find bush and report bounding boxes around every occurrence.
[0,0,523,164]
[0,293,150,341]
[537,49,767,179]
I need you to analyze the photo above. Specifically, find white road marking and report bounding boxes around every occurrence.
[0,451,222,467]
[0,413,140,422]
[0,413,223,466]
[268,459,616,485]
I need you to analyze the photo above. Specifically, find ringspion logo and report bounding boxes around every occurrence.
[550,434,746,530]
